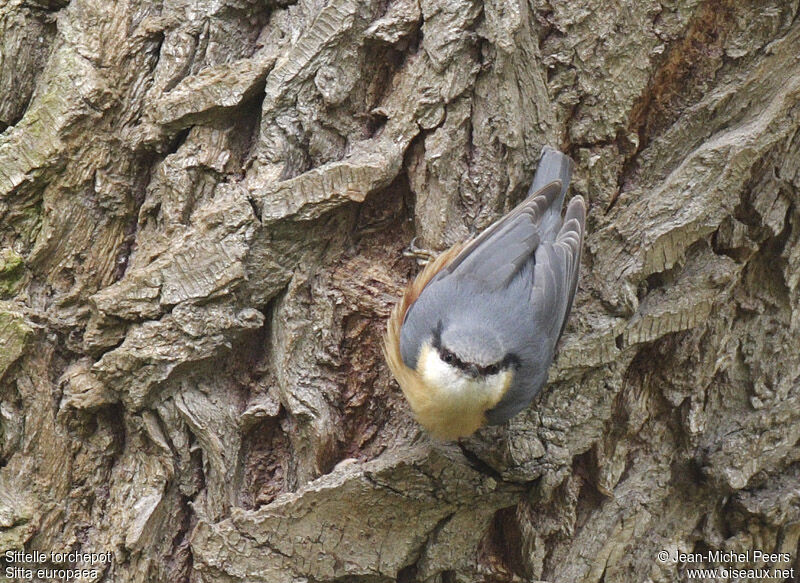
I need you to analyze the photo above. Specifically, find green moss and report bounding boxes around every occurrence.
[0,248,25,297]
[17,201,44,244]
[0,304,33,378]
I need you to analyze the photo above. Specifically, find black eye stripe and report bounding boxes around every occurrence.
[436,349,519,376]
[431,325,521,375]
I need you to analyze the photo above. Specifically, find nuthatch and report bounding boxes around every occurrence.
[384,147,586,439]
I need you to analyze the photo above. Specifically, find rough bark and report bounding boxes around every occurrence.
[1,0,799,582]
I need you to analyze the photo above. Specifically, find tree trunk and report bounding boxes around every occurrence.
[1,0,799,581]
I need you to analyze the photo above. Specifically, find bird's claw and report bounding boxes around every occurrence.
[403,237,437,266]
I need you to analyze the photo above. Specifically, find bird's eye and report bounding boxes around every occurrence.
[485,364,499,375]
[441,351,455,364]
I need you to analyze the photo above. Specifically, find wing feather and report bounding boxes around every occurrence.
[531,195,586,341]
[432,181,562,289]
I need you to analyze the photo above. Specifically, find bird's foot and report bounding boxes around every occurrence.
[403,237,437,266]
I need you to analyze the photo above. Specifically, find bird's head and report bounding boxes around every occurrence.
[404,321,519,438]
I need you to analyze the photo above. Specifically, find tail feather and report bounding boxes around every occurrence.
[531,146,574,241]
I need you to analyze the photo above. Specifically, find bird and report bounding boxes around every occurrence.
[383,147,586,440]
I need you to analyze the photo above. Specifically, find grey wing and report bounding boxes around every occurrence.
[531,195,586,343]
[432,146,574,289]
[485,196,586,425]
[432,182,562,289]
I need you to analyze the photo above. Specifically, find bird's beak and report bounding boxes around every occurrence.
[467,364,480,378]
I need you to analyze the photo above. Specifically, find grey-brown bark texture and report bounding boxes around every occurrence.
[1,0,799,581]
